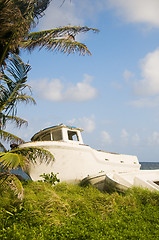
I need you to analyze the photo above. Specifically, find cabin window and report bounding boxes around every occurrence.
[40,130,63,141]
[52,130,63,141]
[68,131,79,141]
[41,133,51,141]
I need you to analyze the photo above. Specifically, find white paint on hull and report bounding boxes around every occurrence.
[20,140,140,182]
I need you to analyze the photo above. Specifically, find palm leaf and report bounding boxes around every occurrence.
[0,152,25,170]
[15,94,36,105]
[0,129,24,144]
[33,0,51,18]
[6,54,31,83]
[26,38,91,55]
[0,0,35,65]
[1,113,28,128]
[0,147,54,169]
[22,26,99,55]
[26,26,99,39]
[0,54,35,114]
[11,146,54,166]
[0,142,7,152]
[0,172,23,199]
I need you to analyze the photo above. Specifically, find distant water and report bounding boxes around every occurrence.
[11,168,31,180]
[140,162,159,170]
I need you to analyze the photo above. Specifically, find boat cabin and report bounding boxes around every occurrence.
[31,124,84,144]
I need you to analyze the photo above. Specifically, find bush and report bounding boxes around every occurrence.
[39,172,60,185]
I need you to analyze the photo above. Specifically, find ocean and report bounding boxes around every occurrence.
[140,162,159,170]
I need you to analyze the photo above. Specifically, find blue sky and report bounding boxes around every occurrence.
[7,0,159,162]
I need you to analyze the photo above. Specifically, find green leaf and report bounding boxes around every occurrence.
[22,26,99,55]
[0,152,25,170]
[0,172,24,199]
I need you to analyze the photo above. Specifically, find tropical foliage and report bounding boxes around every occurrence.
[40,172,60,185]
[0,146,54,199]
[0,0,99,67]
[1,182,159,239]
[0,54,35,150]
[0,54,48,199]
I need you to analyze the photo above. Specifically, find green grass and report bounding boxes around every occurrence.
[0,181,159,239]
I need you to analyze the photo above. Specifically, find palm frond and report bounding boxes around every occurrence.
[26,26,99,39]
[33,0,51,18]
[0,172,23,199]
[22,26,99,55]
[0,0,35,65]
[25,38,92,56]
[0,54,35,114]
[16,94,36,105]
[0,151,26,170]
[0,142,7,152]
[0,114,28,128]
[0,129,24,144]
[11,147,54,167]
[0,147,54,175]
[6,54,31,83]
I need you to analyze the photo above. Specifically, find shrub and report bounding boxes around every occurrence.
[39,172,60,185]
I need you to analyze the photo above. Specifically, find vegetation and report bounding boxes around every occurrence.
[40,172,60,185]
[0,147,54,199]
[0,0,98,67]
[0,54,35,149]
[0,55,54,198]
[0,181,159,239]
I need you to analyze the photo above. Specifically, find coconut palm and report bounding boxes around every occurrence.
[0,54,36,150]
[0,0,98,66]
[0,54,54,198]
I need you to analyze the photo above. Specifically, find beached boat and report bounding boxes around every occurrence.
[19,124,159,191]
[104,170,159,192]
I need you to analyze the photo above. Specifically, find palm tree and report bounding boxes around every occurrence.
[0,54,36,150]
[0,54,55,198]
[0,145,54,199]
[0,0,98,198]
[0,0,99,67]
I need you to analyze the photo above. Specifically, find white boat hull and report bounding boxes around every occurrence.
[20,140,140,183]
[19,124,159,192]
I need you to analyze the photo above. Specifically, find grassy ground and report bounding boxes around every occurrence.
[0,181,159,240]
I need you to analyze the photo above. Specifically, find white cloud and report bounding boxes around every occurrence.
[121,128,129,143]
[132,133,140,145]
[148,131,159,145]
[101,130,112,144]
[33,78,64,101]
[39,1,83,29]
[123,70,134,83]
[39,0,109,30]
[31,74,98,102]
[108,0,159,28]
[129,96,159,108]
[67,116,95,133]
[39,0,159,31]
[124,48,159,107]
[64,74,98,101]
[133,49,159,96]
